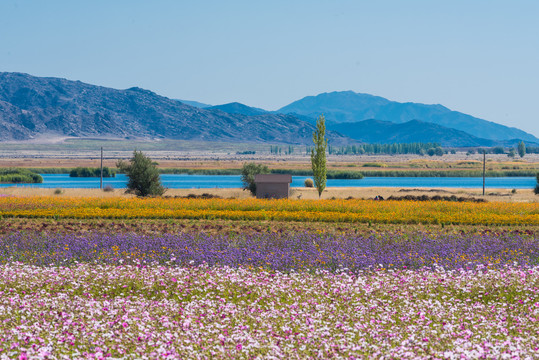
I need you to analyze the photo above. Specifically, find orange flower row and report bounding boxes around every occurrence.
[0,196,537,225]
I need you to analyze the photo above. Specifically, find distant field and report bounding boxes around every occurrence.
[0,153,537,178]
[0,138,275,152]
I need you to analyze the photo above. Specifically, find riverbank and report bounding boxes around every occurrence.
[1,186,537,202]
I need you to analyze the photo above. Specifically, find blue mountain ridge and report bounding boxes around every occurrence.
[277,91,539,143]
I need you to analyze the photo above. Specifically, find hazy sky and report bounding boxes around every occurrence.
[1,0,538,136]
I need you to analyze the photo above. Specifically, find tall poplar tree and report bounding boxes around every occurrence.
[311,115,327,198]
[518,141,526,158]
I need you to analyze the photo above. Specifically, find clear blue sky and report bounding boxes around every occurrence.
[1,0,538,136]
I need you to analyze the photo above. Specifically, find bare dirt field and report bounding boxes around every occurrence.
[1,217,537,237]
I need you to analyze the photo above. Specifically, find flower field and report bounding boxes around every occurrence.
[1,231,538,271]
[1,195,538,358]
[1,196,538,225]
[0,230,537,358]
[1,263,538,359]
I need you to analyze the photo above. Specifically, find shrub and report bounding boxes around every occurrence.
[491,146,505,154]
[0,168,43,183]
[103,185,115,192]
[70,167,116,178]
[53,188,63,195]
[362,163,387,168]
[434,147,444,156]
[304,178,314,187]
[241,163,269,196]
[271,169,363,179]
[117,151,165,197]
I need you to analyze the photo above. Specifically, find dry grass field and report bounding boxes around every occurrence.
[1,186,537,203]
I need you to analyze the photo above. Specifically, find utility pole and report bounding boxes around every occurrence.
[100,147,103,190]
[482,150,486,196]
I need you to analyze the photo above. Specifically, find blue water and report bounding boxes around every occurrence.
[0,174,536,189]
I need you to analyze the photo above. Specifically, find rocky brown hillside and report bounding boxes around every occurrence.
[0,72,349,145]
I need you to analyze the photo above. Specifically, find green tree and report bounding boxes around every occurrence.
[241,162,269,196]
[535,173,539,195]
[518,141,526,158]
[304,178,314,187]
[311,115,328,198]
[117,150,165,196]
[508,148,516,158]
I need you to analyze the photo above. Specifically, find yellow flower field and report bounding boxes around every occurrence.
[0,196,538,225]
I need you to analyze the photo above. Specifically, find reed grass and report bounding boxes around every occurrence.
[0,168,43,183]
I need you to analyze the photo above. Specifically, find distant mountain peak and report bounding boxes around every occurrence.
[208,102,267,116]
[176,99,211,108]
[125,87,158,96]
[304,90,390,101]
[126,86,148,92]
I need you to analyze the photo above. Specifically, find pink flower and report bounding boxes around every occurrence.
[171,277,177,282]
[236,344,242,351]
[122,322,128,328]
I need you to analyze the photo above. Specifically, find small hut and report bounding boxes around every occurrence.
[254,174,292,199]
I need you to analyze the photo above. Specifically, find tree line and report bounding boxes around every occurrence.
[325,143,442,155]
[478,142,538,158]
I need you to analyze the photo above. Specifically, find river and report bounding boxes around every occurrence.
[0,174,536,189]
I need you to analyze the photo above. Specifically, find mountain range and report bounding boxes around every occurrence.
[0,72,537,147]
[278,91,538,143]
[194,96,538,147]
[0,72,348,145]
